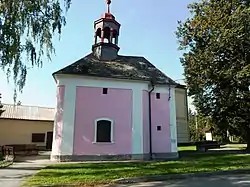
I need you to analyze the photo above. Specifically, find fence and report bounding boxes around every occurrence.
[0,146,14,161]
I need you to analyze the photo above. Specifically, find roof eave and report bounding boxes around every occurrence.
[175,83,187,89]
[52,72,61,84]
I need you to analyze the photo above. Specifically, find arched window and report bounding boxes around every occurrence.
[112,30,118,44]
[95,28,102,43]
[94,118,114,143]
[103,27,111,43]
[96,28,102,38]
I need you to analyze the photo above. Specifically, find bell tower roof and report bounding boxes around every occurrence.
[92,0,121,61]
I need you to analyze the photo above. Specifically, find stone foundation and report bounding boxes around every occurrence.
[51,152,179,162]
[152,152,179,160]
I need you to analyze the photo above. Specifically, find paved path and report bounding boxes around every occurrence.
[117,174,250,187]
[0,159,51,187]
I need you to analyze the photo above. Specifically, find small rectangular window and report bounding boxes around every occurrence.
[156,93,160,99]
[157,126,162,131]
[103,88,108,94]
[32,133,45,143]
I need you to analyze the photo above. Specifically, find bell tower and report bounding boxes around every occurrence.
[92,0,121,61]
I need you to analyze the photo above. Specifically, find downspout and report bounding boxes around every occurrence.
[148,83,155,160]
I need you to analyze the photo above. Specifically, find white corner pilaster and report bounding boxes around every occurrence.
[61,83,76,156]
[131,88,144,157]
[51,86,64,158]
[170,86,178,153]
[51,114,60,157]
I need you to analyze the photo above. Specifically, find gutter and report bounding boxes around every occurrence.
[148,83,155,160]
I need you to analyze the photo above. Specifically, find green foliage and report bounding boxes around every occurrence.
[176,0,250,148]
[0,0,71,102]
[188,109,211,142]
[0,93,3,116]
[188,110,199,142]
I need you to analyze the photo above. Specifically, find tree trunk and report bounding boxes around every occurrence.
[244,129,250,152]
[246,138,250,153]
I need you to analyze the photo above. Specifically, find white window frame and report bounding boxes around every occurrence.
[93,118,114,144]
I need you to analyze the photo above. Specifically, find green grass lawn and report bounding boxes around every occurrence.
[222,144,247,149]
[178,144,247,151]
[25,153,250,187]
[178,146,196,151]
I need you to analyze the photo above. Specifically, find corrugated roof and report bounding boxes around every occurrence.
[0,104,55,121]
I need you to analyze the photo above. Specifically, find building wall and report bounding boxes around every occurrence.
[0,119,53,146]
[175,87,189,143]
[150,92,171,153]
[142,86,176,155]
[53,75,149,158]
[143,86,189,152]
[73,86,133,155]
[52,75,178,160]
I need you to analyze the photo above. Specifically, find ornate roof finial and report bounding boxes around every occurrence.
[101,0,115,20]
[106,0,111,13]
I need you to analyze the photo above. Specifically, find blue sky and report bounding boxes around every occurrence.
[0,0,195,109]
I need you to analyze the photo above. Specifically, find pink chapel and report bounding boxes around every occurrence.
[51,0,179,161]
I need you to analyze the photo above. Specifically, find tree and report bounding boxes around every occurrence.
[188,109,197,141]
[0,0,71,102]
[0,93,4,116]
[176,0,250,149]
[188,109,212,142]
[188,109,201,142]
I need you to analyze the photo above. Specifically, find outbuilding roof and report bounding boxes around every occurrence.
[0,104,55,121]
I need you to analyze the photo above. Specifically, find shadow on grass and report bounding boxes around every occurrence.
[40,157,249,176]
[45,153,249,170]
[2,166,44,170]
[179,150,246,159]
